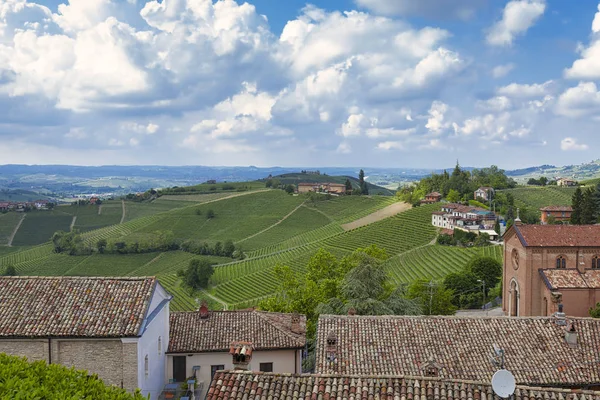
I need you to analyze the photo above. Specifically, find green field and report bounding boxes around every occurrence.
[499,186,576,209]
[0,185,505,311]
[0,212,23,245]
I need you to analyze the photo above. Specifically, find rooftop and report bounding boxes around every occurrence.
[315,315,600,386]
[0,276,157,338]
[168,310,306,353]
[206,371,600,400]
[512,224,600,247]
[540,206,573,212]
[541,269,600,289]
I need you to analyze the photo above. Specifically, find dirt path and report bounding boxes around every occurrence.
[341,202,411,231]
[201,289,228,310]
[7,213,25,247]
[69,216,77,232]
[97,205,102,215]
[236,201,306,244]
[120,200,126,224]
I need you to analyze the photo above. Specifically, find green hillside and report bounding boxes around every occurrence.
[0,189,53,202]
[0,186,502,311]
[499,186,576,209]
[273,173,395,195]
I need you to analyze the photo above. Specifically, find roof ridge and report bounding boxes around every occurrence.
[318,314,598,321]
[216,370,600,394]
[254,311,305,347]
[0,276,156,280]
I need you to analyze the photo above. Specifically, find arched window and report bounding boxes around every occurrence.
[556,256,566,269]
[158,336,162,355]
[593,256,600,269]
[144,355,149,378]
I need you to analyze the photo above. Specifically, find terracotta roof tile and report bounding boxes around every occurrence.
[206,371,600,400]
[541,269,600,289]
[540,206,573,212]
[514,225,600,247]
[168,310,306,353]
[315,315,600,386]
[0,276,156,338]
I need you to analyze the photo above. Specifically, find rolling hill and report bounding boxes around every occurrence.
[498,186,576,209]
[0,186,502,311]
[271,173,395,195]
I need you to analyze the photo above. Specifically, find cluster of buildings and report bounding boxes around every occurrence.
[431,203,498,239]
[0,199,51,212]
[297,182,347,194]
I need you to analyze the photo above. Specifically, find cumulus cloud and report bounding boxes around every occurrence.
[564,4,600,80]
[486,0,546,47]
[354,0,486,20]
[492,63,515,78]
[561,137,589,151]
[377,141,404,150]
[555,82,600,118]
[425,101,449,133]
[496,80,554,98]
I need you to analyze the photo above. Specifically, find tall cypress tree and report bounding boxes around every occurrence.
[571,187,583,225]
[593,183,600,221]
[581,188,596,224]
[358,169,369,195]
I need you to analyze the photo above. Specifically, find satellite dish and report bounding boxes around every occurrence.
[492,369,516,398]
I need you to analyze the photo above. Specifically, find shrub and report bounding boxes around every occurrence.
[206,209,215,219]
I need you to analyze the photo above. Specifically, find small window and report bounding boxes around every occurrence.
[158,336,162,355]
[593,256,600,269]
[144,355,149,378]
[211,365,224,379]
[259,362,273,372]
[556,256,566,269]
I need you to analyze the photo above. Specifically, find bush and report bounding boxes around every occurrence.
[179,258,215,290]
[0,353,147,399]
[2,265,16,276]
[206,209,215,219]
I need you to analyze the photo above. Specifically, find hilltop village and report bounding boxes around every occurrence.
[2,166,600,399]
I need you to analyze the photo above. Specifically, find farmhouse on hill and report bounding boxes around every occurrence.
[503,223,600,317]
[421,191,442,204]
[315,314,600,389]
[431,203,497,232]
[557,177,577,187]
[167,305,306,398]
[0,276,171,400]
[474,186,494,201]
[297,182,346,194]
[540,205,573,224]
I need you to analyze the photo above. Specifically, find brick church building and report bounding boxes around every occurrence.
[503,223,600,317]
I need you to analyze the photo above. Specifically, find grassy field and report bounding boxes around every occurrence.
[499,186,576,209]
[0,212,23,245]
[0,185,505,311]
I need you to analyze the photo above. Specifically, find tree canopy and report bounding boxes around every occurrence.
[178,258,215,290]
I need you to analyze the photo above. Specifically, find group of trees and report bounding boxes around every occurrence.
[1,265,16,276]
[178,258,215,290]
[527,176,553,186]
[571,183,600,225]
[264,179,296,194]
[397,164,516,206]
[443,256,502,310]
[195,208,215,219]
[437,231,490,247]
[52,229,243,259]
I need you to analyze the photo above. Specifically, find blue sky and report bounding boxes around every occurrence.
[0,0,599,169]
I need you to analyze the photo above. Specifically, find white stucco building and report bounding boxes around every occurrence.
[166,305,306,398]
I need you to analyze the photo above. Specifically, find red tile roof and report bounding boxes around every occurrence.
[513,224,600,247]
[168,310,306,353]
[540,206,573,212]
[541,269,600,289]
[316,315,600,386]
[207,371,600,400]
[427,192,442,197]
[0,276,156,338]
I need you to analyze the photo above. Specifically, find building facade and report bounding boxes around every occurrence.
[166,306,305,397]
[502,224,600,317]
[0,276,171,400]
[540,206,573,224]
[474,187,494,201]
[431,203,496,231]
[297,182,346,194]
[421,192,442,204]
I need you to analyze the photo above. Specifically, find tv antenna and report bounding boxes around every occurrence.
[489,345,516,398]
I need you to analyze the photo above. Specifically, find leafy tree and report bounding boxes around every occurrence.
[466,256,502,291]
[51,230,85,255]
[539,176,548,186]
[285,184,295,194]
[179,259,214,290]
[571,187,583,224]
[2,265,16,276]
[446,189,460,203]
[223,240,235,257]
[265,179,273,188]
[97,238,107,254]
[345,179,353,194]
[444,271,479,308]
[590,303,600,318]
[494,220,501,236]
[214,241,223,256]
[206,209,215,219]
[407,279,456,315]
[473,232,490,247]
[582,188,598,224]
[271,178,281,189]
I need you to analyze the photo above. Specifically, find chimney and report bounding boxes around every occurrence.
[348,308,357,316]
[199,301,209,319]
[554,303,567,326]
[564,321,578,347]
[229,341,253,370]
[290,312,302,334]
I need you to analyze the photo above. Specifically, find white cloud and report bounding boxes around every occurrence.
[492,63,515,78]
[336,142,352,154]
[425,101,449,133]
[376,141,404,150]
[366,127,415,138]
[564,5,600,80]
[555,82,600,118]
[339,113,368,137]
[561,137,589,151]
[486,0,546,47]
[477,96,512,112]
[354,0,485,20]
[497,80,553,98]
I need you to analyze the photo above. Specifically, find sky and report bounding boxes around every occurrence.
[0,0,599,169]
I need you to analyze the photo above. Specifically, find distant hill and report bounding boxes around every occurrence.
[0,189,53,202]
[271,173,395,196]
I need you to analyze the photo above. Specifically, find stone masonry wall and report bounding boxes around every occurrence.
[0,340,47,361]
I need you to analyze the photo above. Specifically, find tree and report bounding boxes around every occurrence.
[466,256,502,291]
[358,169,369,195]
[2,265,16,276]
[444,272,479,308]
[345,179,353,194]
[285,184,295,194]
[494,219,501,236]
[97,238,107,254]
[206,209,215,219]
[590,303,600,318]
[582,188,597,224]
[406,279,456,315]
[571,187,583,225]
[214,241,223,256]
[265,179,273,188]
[446,189,460,203]
[539,176,548,186]
[179,259,214,290]
[223,240,235,257]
